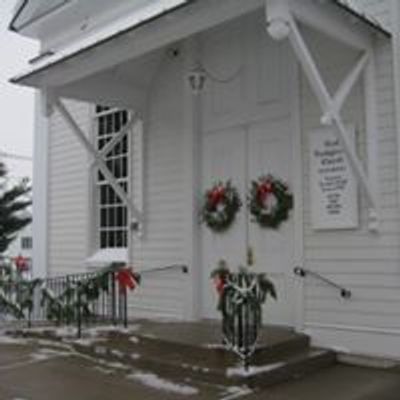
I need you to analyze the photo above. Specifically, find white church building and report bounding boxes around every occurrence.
[8,0,400,360]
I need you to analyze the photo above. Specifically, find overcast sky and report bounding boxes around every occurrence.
[0,0,39,180]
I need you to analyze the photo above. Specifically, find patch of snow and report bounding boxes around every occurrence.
[30,347,72,361]
[0,336,30,345]
[221,386,253,400]
[111,349,124,358]
[72,338,106,347]
[86,325,140,336]
[129,336,139,344]
[54,327,77,337]
[106,361,130,370]
[36,339,74,352]
[30,352,51,362]
[85,248,127,266]
[131,353,140,360]
[203,343,226,350]
[140,333,157,339]
[24,326,77,338]
[226,362,284,378]
[126,371,199,395]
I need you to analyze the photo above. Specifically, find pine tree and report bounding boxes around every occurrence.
[0,161,32,254]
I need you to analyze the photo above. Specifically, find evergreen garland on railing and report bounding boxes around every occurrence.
[0,263,43,322]
[40,266,114,324]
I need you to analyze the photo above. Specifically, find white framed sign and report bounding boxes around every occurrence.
[309,126,359,230]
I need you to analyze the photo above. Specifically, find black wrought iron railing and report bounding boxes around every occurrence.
[41,262,142,337]
[1,262,189,337]
[294,266,352,299]
[139,264,189,275]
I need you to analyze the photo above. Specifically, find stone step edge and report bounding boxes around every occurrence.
[71,339,336,387]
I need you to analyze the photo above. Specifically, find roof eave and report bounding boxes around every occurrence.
[8,0,28,32]
[333,0,391,38]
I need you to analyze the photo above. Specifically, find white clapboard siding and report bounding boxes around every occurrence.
[47,100,91,277]
[128,55,187,320]
[300,21,400,357]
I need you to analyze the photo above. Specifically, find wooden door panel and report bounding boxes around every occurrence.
[201,127,247,318]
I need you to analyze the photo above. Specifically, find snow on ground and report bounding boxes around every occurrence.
[30,347,73,361]
[220,386,253,400]
[71,337,107,347]
[86,325,140,336]
[203,343,226,350]
[226,362,284,377]
[0,335,30,345]
[126,371,199,395]
[140,333,157,339]
[22,326,77,338]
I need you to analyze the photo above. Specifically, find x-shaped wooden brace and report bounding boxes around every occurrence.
[54,98,143,225]
[267,7,379,229]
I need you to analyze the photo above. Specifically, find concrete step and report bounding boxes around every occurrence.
[72,337,335,388]
[7,322,336,388]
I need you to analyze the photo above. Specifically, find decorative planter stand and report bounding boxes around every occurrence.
[212,266,276,369]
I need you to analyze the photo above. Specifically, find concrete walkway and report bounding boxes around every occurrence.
[0,339,399,400]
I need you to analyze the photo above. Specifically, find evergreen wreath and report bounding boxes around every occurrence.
[248,174,293,229]
[201,180,242,232]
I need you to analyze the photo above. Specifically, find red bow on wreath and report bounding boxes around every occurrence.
[116,267,139,293]
[257,179,273,203]
[208,186,226,208]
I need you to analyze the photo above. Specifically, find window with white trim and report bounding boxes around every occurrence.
[94,105,130,249]
[21,236,32,250]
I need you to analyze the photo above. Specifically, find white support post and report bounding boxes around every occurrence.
[54,98,143,225]
[182,36,202,320]
[364,51,380,231]
[267,8,379,226]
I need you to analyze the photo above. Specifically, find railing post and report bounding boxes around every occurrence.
[111,271,116,325]
[123,288,128,329]
[66,276,71,326]
[77,282,82,339]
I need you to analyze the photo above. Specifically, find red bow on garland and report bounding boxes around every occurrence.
[257,179,273,203]
[116,268,140,293]
[213,275,226,296]
[14,255,29,272]
[208,186,226,208]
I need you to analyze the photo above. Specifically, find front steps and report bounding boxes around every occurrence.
[8,320,336,389]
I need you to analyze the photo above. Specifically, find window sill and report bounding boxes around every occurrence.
[85,248,127,271]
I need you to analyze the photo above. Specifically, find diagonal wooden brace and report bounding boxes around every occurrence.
[54,98,143,225]
[89,113,137,169]
[321,52,370,125]
[284,15,378,227]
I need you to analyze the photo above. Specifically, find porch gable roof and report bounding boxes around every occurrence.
[10,0,391,91]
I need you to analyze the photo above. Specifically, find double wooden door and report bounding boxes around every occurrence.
[201,117,295,326]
